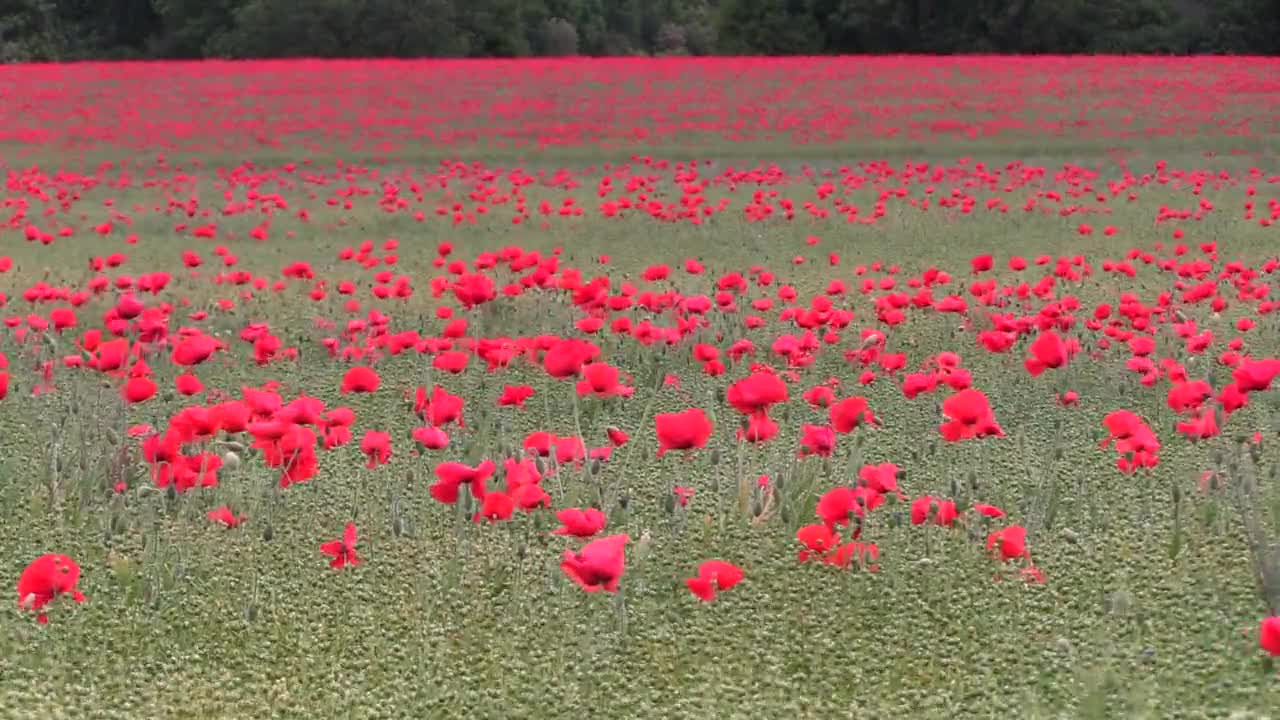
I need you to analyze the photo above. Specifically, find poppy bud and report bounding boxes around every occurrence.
[262,524,274,542]
[617,493,630,511]
[662,493,676,514]
[392,515,405,537]
[222,451,240,471]
[751,499,764,517]
[949,476,960,497]
[589,457,602,476]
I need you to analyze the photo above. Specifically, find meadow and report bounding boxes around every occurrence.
[1,56,1280,719]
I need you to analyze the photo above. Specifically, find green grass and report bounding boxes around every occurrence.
[1,131,1279,719]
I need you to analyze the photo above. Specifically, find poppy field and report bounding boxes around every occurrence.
[4,56,1280,718]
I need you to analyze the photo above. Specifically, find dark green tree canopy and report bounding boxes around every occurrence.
[0,0,1276,62]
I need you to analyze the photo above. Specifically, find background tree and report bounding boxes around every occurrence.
[0,0,1274,61]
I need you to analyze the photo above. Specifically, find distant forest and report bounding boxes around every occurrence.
[1,0,1277,62]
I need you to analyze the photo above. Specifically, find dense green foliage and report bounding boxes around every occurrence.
[1,0,1278,62]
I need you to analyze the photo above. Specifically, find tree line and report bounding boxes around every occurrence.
[1,0,1277,62]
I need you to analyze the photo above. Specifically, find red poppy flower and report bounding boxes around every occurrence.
[174,373,204,396]
[799,424,836,456]
[605,426,630,446]
[829,396,877,432]
[576,362,634,398]
[498,384,535,408]
[1101,410,1161,473]
[1024,330,1071,376]
[816,486,860,527]
[910,496,958,527]
[726,371,788,415]
[1260,616,1280,657]
[686,560,744,602]
[543,338,600,379]
[655,408,713,457]
[121,376,157,403]
[207,506,246,528]
[412,426,450,450]
[737,411,779,443]
[17,554,86,624]
[561,534,629,593]
[474,491,515,523]
[430,460,496,504]
[552,507,607,538]
[986,525,1029,562]
[320,523,359,569]
[796,523,839,563]
[972,503,1005,519]
[340,366,380,394]
[939,389,1004,442]
[360,430,391,468]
